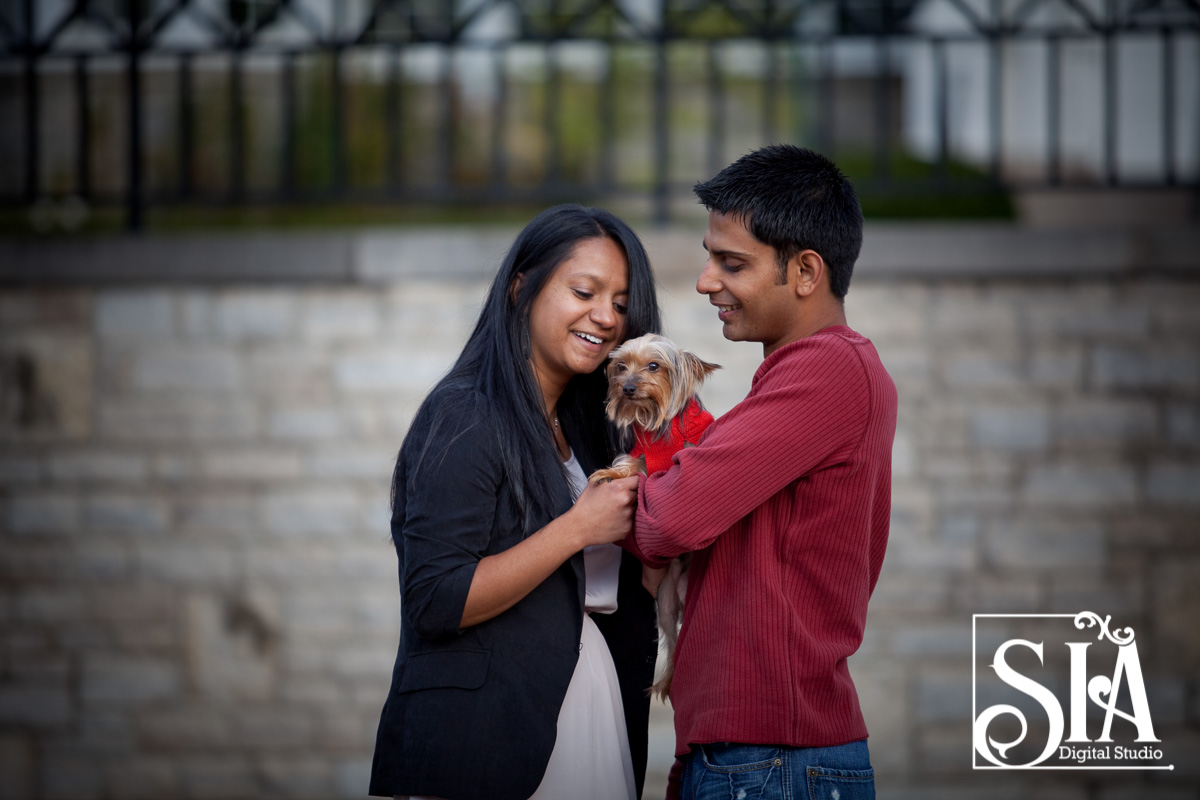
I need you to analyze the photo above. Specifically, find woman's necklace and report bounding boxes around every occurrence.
[553,413,568,459]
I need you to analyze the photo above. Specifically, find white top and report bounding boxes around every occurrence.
[563,451,622,615]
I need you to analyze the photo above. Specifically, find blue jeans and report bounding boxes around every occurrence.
[678,739,875,800]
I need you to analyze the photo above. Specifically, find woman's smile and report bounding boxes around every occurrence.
[573,330,606,348]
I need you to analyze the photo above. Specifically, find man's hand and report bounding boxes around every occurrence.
[641,564,668,599]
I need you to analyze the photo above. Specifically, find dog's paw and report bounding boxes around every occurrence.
[588,467,624,485]
[588,454,646,485]
[589,464,638,484]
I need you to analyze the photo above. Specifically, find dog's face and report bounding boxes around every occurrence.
[604,334,720,434]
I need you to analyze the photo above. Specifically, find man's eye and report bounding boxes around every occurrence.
[648,362,659,372]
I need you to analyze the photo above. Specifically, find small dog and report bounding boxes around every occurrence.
[590,333,719,700]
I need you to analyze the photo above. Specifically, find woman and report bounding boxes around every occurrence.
[369,205,663,800]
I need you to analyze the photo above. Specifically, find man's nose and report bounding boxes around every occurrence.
[696,260,720,295]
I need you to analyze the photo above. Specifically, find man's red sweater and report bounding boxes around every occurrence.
[623,326,897,770]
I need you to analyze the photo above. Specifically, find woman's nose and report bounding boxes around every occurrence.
[591,302,616,328]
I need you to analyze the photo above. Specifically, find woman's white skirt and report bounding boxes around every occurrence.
[529,611,637,800]
[397,612,636,800]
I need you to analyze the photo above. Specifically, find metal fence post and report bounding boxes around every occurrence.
[23,0,38,207]
[127,0,143,233]
[75,55,90,199]
[178,53,194,199]
[231,47,245,201]
[652,0,670,226]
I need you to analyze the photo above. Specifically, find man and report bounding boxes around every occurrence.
[623,144,897,799]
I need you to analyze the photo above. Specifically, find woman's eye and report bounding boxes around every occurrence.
[648,362,659,372]
[614,303,628,315]
[573,289,593,300]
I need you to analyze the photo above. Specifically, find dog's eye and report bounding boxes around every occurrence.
[648,362,659,372]
[614,363,627,373]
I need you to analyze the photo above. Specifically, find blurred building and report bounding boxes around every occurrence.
[3,0,1196,229]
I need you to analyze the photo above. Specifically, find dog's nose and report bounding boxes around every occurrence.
[622,382,637,397]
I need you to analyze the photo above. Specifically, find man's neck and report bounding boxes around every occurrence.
[763,302,848,359]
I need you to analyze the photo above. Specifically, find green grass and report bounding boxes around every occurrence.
[0,146,1012,238]
[835,149,1015,220]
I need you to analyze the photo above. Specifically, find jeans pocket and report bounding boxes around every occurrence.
[692,744,785,800]
[803,765,875,800]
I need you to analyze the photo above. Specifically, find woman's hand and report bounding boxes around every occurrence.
[459,474,638,629]
[568,475,639,548]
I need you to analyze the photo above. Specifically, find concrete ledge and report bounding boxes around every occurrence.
[856,223,1200,278]
[1,224,1197,285]
[0,233,356,284]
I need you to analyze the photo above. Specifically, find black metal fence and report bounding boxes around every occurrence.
[3,0,1199,231]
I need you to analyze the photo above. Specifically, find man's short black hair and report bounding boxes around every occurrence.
[693,144,863,299]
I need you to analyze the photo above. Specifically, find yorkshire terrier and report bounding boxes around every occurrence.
[590,333,720,700]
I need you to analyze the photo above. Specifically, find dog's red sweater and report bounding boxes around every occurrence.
[629,397,714,475]
[622,326,898,797]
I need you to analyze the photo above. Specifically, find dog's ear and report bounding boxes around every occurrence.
[681,350,721,385]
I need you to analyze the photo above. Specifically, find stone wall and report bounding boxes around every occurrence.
[1,225,1198,799]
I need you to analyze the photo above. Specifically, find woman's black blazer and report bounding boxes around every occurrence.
[369,387,658,800]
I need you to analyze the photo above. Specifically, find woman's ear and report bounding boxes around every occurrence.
[509,272,526,305]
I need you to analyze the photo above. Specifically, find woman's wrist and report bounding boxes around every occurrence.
[564,510,593,553]
[542,511,586,556]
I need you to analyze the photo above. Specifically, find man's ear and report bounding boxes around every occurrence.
[791,250,826,298]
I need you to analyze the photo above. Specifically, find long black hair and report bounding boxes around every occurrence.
[403,204,662,527]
